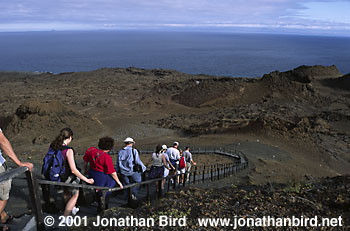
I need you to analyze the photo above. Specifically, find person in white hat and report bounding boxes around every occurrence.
[116,137,146,200]
[123,137,134,144]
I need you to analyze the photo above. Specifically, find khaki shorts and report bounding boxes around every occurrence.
[186,163,192,172]
[0,164,12,201]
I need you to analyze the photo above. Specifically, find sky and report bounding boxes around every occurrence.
[0,0,350,35]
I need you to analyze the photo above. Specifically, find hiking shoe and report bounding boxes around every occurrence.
[131,194,137,200]
[72,206,80,215]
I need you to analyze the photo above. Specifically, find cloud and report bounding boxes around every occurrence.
[0,0,349,34]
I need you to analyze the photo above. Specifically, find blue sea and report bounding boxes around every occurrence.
[0,30,349,77]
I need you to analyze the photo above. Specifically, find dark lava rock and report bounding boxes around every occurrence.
[262,65,341,83]
[5,100,103,145]
[73,175,350,231]
[323,73,350,91]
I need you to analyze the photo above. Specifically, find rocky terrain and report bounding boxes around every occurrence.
[72,175,350,230]
[0,65,349,184]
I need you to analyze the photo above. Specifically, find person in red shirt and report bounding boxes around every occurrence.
[84,137,123,213]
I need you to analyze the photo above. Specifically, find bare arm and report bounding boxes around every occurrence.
[162,155,171,170]
[167,159,175,169]
[111,172,123,189]
[66,149,94,184]
[0,131,33,171]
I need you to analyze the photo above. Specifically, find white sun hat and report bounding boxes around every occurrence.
[123,137,135,143]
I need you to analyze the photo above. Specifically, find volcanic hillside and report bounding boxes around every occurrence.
[0,65,349,184]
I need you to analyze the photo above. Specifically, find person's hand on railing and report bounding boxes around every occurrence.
[86,178,94,184]
[118,181,123,189]
[19,162,34,171]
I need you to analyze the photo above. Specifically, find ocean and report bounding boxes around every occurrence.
[0,30,349,77]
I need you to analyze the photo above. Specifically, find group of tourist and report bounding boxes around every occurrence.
[0,127,197,228]
[148,142,197,187]
[70,129,197,215]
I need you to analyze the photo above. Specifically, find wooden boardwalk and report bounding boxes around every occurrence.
[0,148,248,230]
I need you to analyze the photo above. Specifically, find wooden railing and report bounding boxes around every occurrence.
[0,166,45,230]
[0,148,248,231]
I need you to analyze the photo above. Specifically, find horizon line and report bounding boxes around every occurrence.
[0,27,350,38]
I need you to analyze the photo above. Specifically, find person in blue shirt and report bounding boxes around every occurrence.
[116,137,146,200]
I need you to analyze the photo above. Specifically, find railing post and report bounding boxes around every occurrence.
[158,179,162,198]
[167,177,171,191]
[25,170,45,231]
[41,184,50,212]
[217,165,220,180]
[127,188,132,206]
[78,186,88,206]
[182,173,186,187]
[193,166,197,184]
[142,172,146,188]
[100,190,106,212]
[202,166,205,183]
[146,184,150,203]
[211,166,213,181]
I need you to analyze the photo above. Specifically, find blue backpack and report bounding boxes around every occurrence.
[42,146,70,181]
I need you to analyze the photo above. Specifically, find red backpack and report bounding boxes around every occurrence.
[179,156,186,169]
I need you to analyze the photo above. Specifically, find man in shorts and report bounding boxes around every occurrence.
[0,128,33,230]
[183,147,196,182]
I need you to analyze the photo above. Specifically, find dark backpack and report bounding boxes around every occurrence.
[42,146,70,182]
[179,156,186,169]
